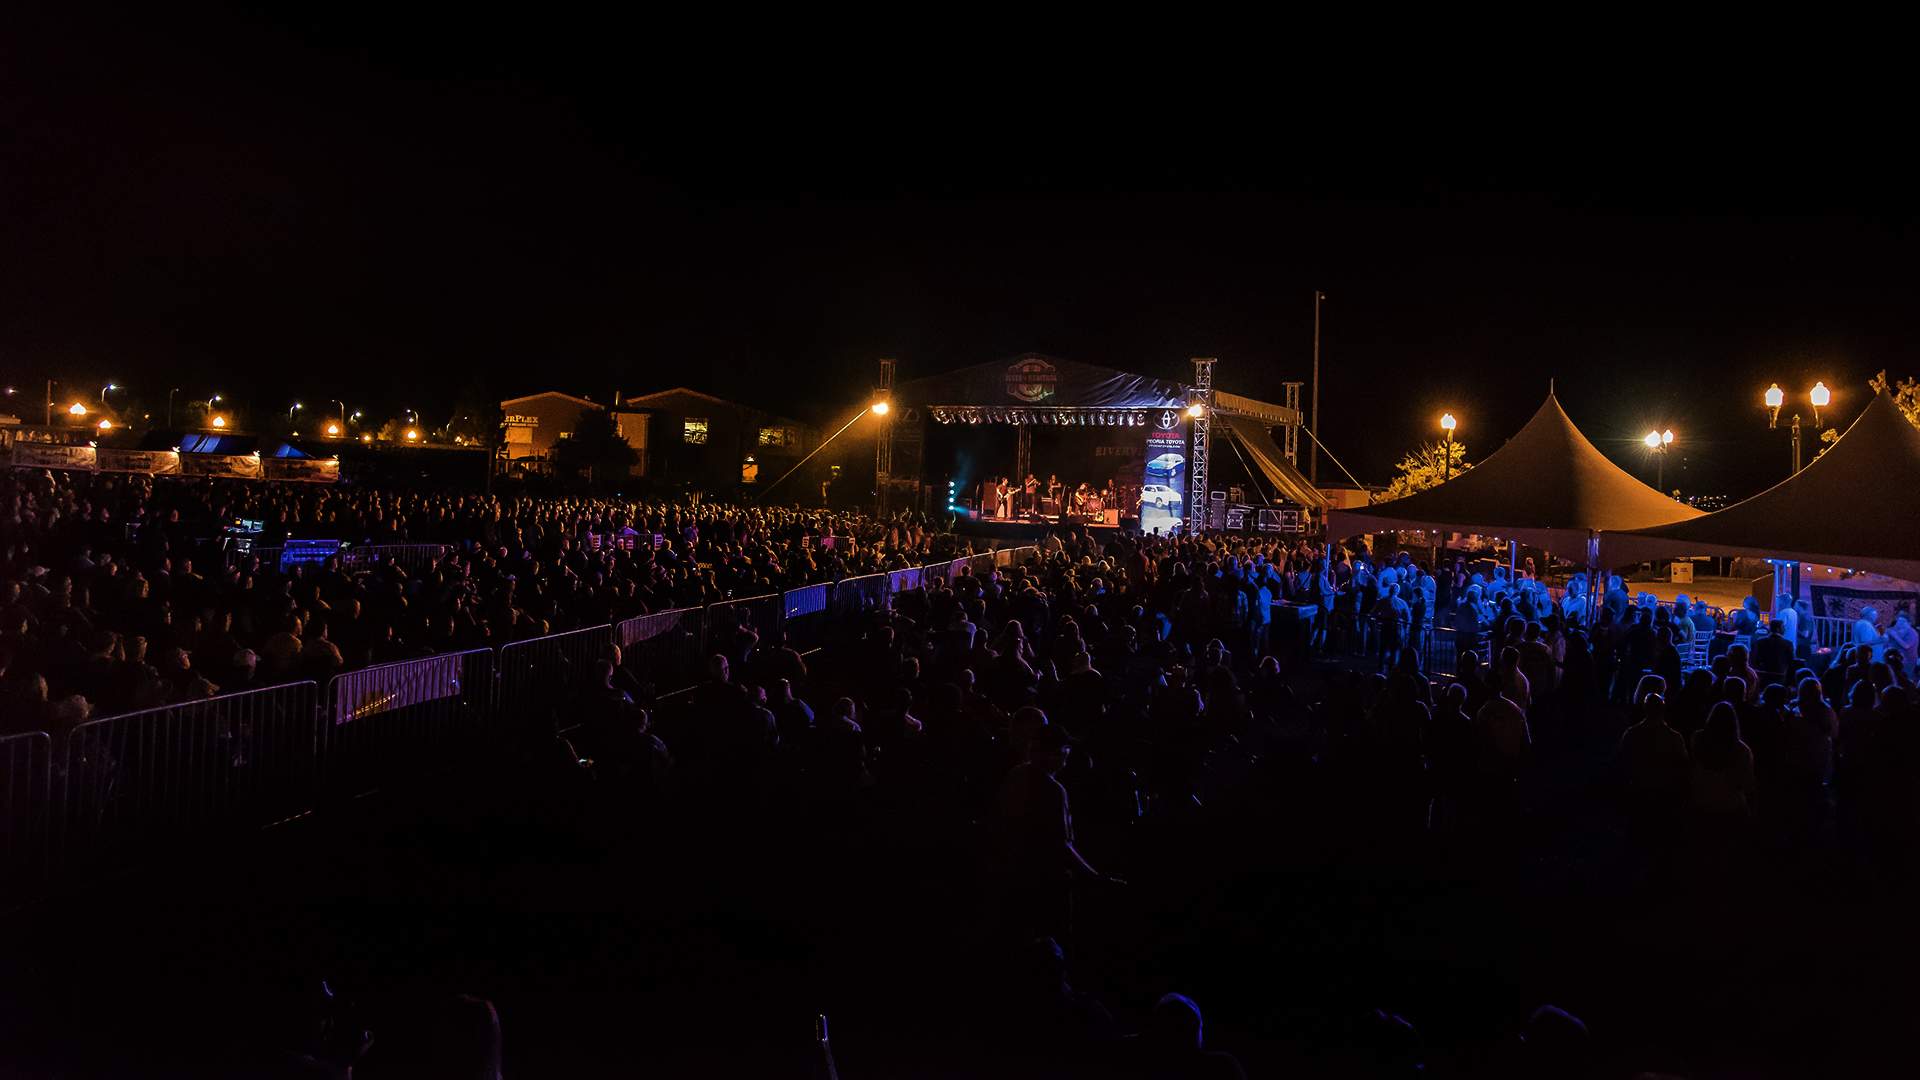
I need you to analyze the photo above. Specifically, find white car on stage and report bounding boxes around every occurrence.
[1141,484,1183,510]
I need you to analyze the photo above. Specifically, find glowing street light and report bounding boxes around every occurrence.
[1439,412,1458,482]
[361,433,373,444]
[1810,381,1831,428]
[404,428,420,442]
[1764,383,1784,428]
[325,422,341,437]
[100,383,118,405]
[871,400,890,416]
[68,402,87,417]
[211,415,227,429]
[1645,428,1676,490]
[97,419,112,431]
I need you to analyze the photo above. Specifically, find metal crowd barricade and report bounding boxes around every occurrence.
[496,624,617,733]
[888,566,924,594]
[59,682,322,871]
[830,573,891,622]
[2,731,52,903]
[1811,615,1855,654]
[782,584,833,653]
[705,593,785,658]
[617,606,707,695]
[343,543,451,575]
[323,650,496,799]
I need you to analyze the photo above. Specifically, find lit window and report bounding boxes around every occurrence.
[683,417,709,445]
[756,426,793,447]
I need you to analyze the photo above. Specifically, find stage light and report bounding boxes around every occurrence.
[871,400,890,416]
[1186,403,1205,419]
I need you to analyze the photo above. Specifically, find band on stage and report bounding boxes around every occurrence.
[974,473,1135,520]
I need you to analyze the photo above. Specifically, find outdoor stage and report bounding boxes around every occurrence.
[877,353,1324,535]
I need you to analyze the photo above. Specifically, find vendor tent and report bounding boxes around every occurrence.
[1217,412,1327,509]
[1601,391,1920,581]
[1325,392,1702,563]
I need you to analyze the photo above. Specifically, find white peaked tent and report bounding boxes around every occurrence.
[1602,390,1920,581]
[1325,392,1703,563]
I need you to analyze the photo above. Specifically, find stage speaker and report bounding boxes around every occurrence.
[1208,491,1227,530]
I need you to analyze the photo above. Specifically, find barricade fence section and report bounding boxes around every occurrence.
[781,584,833,653]
[1,732,52,902]
[831,573,891,623]
[618,607,707,695]
[324,650,496,799]
[705,593,785,662]
[59,681,322,873]
[498,624,618,733]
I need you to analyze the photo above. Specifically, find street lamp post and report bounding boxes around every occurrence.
[1644,429,1675,491]
[100,383,118,407]
[329,399,347,433]
[167,388,182,428]
[1766,382,1826,476]
[1439,412,1457,482]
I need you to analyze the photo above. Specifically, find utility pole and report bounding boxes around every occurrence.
[1309,290,1324,485]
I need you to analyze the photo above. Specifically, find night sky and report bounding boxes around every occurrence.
[6,11,1914,498]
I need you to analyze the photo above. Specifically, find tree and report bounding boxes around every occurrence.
[550,408,638,489]
[1375,439,1472,502]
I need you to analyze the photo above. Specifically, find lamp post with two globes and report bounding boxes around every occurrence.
[1643,428,1675,491]
[1764,381,1831,475]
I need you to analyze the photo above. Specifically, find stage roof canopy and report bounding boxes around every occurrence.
[894,354,1187,412]
[1218,412,1326,509]
[1325,392,1702,563]
[1601,391,1920,581]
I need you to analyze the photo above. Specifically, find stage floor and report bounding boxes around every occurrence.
[953,512,1130,541]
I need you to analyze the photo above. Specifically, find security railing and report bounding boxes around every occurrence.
[1,732,52,903]
[59,682,322,873]
[324,650,496,799]
[616,606,707,695]
[498,625,618,732]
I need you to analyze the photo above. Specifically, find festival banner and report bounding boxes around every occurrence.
[1141,408,1188,535]
[9,443,98,471]
[263,457,340,483]
[183,453,265,478]
[97,448,183,475]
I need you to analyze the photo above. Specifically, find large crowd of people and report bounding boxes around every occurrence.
[0,469,967,735]
[7,469,1920,1076]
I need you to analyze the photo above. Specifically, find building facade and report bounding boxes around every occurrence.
[619,387,817,493]
[500,391,650,476]
[499,387,816,492]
